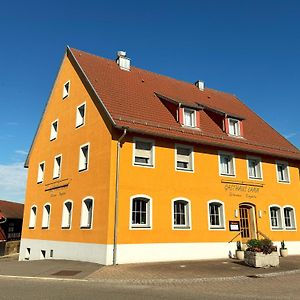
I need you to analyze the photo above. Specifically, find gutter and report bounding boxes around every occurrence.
[113,127,127,265]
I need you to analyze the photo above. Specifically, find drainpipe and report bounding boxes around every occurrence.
[113,128,127,265]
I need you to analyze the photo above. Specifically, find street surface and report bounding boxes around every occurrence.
[1,272,300,299]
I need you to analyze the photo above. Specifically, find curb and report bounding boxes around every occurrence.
[0,274,88,283]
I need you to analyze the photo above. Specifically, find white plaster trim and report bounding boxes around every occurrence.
[207,200,226,231]
[275,160,291,184]
[80,196,94,230]
[246,155,263,181]
[61,200,73,230]
[37,161,45,184]
[53,154,62,179]
[174,143,194,173]
[75,101,86,128]
[78,142,90,172]
[269,204,284,231]
[132,137,155,168]
[171,197,192,230]
[129,194,152,230]
[218,151,236,178]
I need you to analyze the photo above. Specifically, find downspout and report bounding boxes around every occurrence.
[113,128,127,265]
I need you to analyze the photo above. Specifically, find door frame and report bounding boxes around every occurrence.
[239,202,257,243]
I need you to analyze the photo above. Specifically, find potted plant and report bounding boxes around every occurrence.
[280,240,288,257]
[244,238,279,268]
[235,241,244,260]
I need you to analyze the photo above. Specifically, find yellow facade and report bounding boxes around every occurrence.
[20,50,300,265]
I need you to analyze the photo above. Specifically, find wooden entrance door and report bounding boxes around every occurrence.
[239,205,255,243]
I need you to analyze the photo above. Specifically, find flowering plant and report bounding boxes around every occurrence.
[246,239,277,254]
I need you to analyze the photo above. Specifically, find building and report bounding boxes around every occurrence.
[0,200,24,255]
[20,47,300,265]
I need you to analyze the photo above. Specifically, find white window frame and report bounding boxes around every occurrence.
[129,195,152,230]
[63,80,70,99]
[172,198,192,230]
[283,205,297,230]
[207,200,226,230]
[61,200,73,229]
[29,205,37,229]
[269,205,283,230]
[53,154,62,179]
[50,119,58,141]
[37,161,45,184]
[76,102,86,128]
[247,156,263,180]
[218,151,236,177]
[41,203,51,229]
[80,197,94,229]
[228,118,241,137]
[183,108,196,128]
[276,161,290,183]
[132,138,155,168]
[175,144,194,172]
[78,143,90,172]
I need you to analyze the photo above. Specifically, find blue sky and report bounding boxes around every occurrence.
[0,0,299,202]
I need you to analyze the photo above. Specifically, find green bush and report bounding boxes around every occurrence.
[246,239,277,254]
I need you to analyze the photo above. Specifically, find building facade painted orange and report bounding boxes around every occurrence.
[20,48,300,264]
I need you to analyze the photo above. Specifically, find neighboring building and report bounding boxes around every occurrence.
[0,200,24,255]
[20,47,300,265]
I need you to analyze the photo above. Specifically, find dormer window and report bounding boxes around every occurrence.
[228,118,240,136]
[183,108,196,127]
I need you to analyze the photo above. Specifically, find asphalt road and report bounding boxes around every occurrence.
[1,272,300,300]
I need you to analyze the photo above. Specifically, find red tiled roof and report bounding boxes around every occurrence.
[0,200,24,219]
[68,48,300,161]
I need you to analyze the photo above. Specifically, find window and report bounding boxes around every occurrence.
[173,199,190,229]
[42,204,51,229]
[183,108,196,127]
[248,157,262,179]
[37,162,45,183]
[130,196,151,229]
[284,206,296,229]
[50,120,58,141]
[76,103,86,128]
[208,201,225,229]
[276,161,290,183]
[63,80,70,99]
[53,155,62,179]
[133,139,154,167]
[219,152,235,176]
[228,118,241,136]
[61,201,73,229]
[29,206,37,229]
[176,145,193,171]
[270,206,282,229]
[79,144,89,171]
[80,198,93,229]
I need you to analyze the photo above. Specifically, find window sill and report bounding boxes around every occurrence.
[28,227,35,230]
[278,180,290,184]
[76,123,84,129]
[131,225,151,230]
[41,227,49,230]
[209,226,225,230]
[173,226,190,230]
[37,181,43,184]
[285,227,297,231]
[271,227,284,231]
[248,176,263,180]
[79,168,88,173]
[176,168,193,172]
[53,176,61,180]
[133,163,154,168]
[220,173,235,177]
[50,137,57,141]
[80,226,92,230]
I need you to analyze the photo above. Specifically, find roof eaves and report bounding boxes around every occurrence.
[67,47,116,127]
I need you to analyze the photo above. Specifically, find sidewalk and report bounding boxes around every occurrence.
[1,254,300,282]
[87,255,300,282]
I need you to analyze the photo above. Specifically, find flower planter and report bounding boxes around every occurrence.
[236,250,244,260]
[244,251,279,268]
[280,248,288,257]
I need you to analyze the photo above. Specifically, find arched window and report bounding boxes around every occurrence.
[208,201,225,229]
[269,206,282,229]
[80,198,93,229]
[130,196,151,228]
[29,205,37,229]
[42,204,51,229]
[62,201,73,229]
[283,206,296,229]
[172,199,191,229]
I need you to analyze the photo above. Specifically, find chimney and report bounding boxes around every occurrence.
[116,51,130,71]
[195,80,205,91]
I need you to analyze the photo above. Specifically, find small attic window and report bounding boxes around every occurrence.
[63,81,70,99]
[183,108,196,127]
[225,117,243,137]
